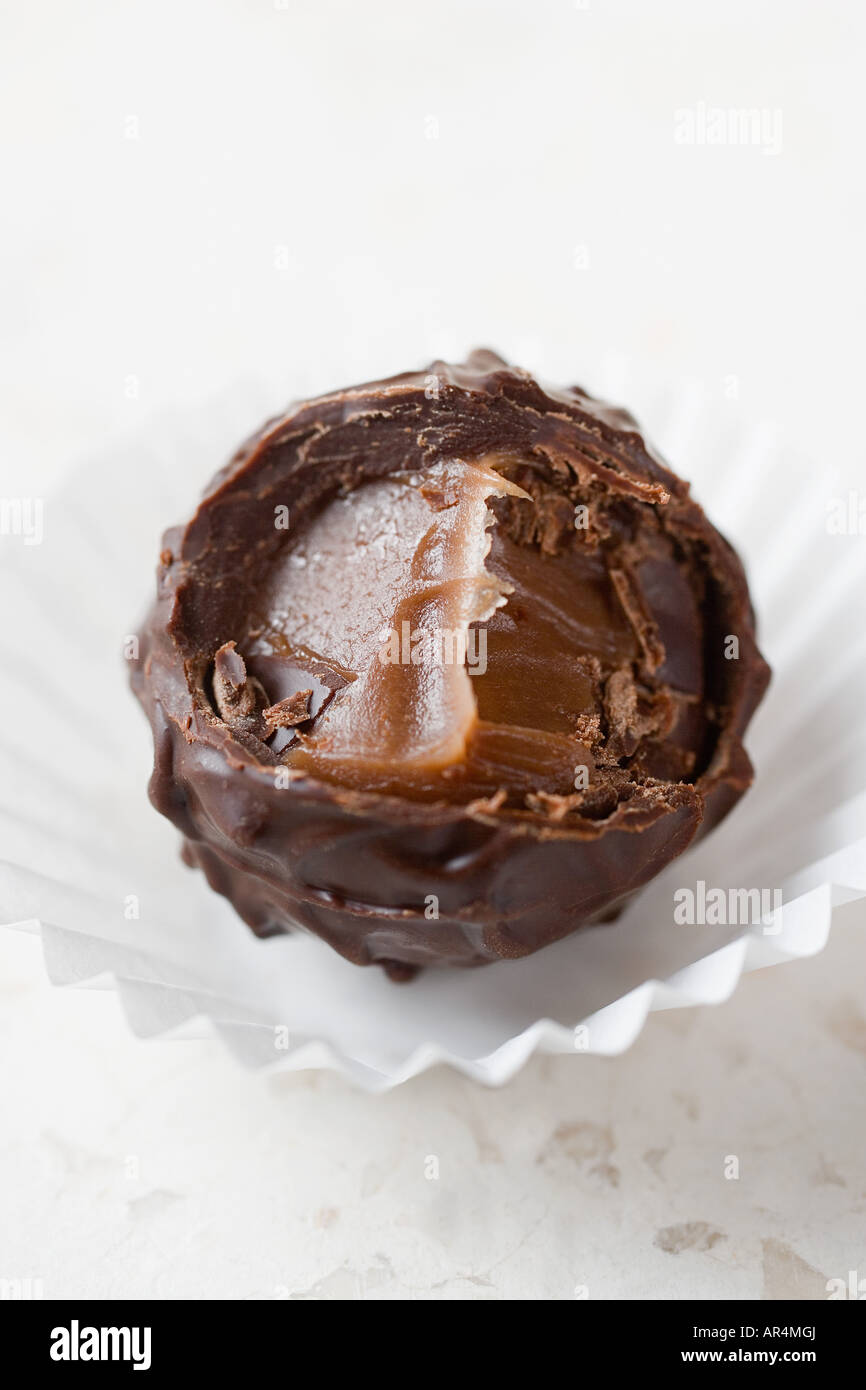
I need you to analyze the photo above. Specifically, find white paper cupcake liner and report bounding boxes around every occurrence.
[2,380,865,1090]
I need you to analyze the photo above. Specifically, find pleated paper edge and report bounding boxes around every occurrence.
[5,869,865,1092]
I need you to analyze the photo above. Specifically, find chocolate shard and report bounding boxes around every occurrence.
[211,640,269,739]
[264,690,313,730]
[214,640,247,690]
[132,351,770,976]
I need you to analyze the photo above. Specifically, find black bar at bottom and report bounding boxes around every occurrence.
[1,1297,858,1373]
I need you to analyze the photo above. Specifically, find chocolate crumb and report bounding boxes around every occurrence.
[525,790,586,820]
[467,788,508,815]
[420,479,459,510]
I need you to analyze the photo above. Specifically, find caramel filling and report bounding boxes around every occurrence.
[235,454,708,810]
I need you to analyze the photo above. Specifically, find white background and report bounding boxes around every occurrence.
[3,0,864,495]
[2,0,865,1300]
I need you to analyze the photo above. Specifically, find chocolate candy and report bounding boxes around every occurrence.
[132,352,770,977]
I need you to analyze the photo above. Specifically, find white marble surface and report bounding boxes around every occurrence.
[2,0,865,1300]
[1,923,865,1300]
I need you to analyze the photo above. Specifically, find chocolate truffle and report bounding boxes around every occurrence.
[132,351,770,977]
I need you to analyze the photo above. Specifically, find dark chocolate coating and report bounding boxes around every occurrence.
[131,352,770,975]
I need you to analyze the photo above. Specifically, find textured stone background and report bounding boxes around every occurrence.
[2,921,864,1299]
